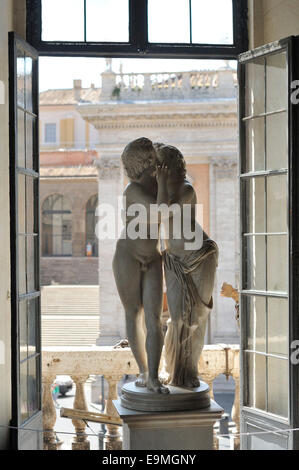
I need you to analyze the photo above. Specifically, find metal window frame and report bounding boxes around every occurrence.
[26,0,248,59]
[9,31,42,449]
[238,36,299,450]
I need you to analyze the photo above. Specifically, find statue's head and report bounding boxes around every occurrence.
[121,137,157,182]
[154,143,186,181]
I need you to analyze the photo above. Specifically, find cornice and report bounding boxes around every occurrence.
[85,113,237,130]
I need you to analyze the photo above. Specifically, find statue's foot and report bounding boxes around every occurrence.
[185,376,200,388]
[147,377,170,394]
[135,372,148,387]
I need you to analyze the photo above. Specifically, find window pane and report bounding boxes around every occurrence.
[266,52,287,113]
[28,299,37,357]
[267,175,287,233]
[268,298,288,356]
[28,357,39,417]
[25,56,33,112]
[148,0,190,43]
[244,177,265,234]
[191,0,233,45]
[266,112,288,170]
[246,352,266,411]
[42,0,84,41]
[18,174,26,233]
[246,296,266,353]
[44,123,56,144]
[20,361,28,423]
[18,110,25,168]
[19,301,27,362]
[26,176,35,234]
[27,236,36,292]
[86,0,129,42]
[268,357,288,417]
[245,117,265,173]
[244,236,266,291]
[18,235,26,295]
[245,58,265,117]
[26,114,34,169]
[267,235,288,292]
[17,47,25,108]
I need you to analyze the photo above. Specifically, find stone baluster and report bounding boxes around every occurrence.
[43,375,57,450]
[143,74,152,98]
[231,371,240,450]
[71,375,90,450]
[182,72,190,98]
[104,374,123,450]
[199,373,218,450]
[200,373,216,400]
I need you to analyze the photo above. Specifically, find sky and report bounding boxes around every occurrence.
[39,0,235,92]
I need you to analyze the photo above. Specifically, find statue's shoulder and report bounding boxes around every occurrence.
[123,181,145,203]
[180,180,196,201]
[124,181,139,195]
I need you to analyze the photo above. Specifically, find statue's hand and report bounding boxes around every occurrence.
[156,163,170,185]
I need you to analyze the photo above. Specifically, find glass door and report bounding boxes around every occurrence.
[239,36,299,450]
[9,32,42,450]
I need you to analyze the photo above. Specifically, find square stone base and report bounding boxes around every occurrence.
[113,399,223,450]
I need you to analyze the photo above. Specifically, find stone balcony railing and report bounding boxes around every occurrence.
[42,344,240,451]
[100,69,238,102]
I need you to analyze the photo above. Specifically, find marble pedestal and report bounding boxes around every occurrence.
[113,398,223,450]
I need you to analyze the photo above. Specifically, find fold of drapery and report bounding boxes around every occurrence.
[163,239,218,386]
[163,239,218,326]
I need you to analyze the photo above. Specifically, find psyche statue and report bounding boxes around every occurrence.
[113,137,218,393]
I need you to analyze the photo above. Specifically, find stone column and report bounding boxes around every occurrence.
[209,157,239,344]
[95,157,126,345]
[71,196,86,257]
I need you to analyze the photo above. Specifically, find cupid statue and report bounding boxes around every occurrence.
[113,138,218,393]
[113,137,169,394]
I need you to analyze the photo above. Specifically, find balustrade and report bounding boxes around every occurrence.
[42,345,239,450]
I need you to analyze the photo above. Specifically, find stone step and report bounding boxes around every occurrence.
[42,315,99,347]
[41,285,99,318]
[41,286,100,346]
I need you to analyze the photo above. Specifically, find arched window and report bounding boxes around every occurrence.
[86,194,98,257]
[42,194,72,256]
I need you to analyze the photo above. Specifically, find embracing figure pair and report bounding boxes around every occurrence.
[113,138,218,393]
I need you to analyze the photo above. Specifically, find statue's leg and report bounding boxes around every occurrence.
[142,257,169,394]
[112,249,148,386]
[163,268,185,386]
[185,252,218,387]
[184,316,209,388]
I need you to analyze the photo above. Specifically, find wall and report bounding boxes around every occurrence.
[41,257,99,285]
[40,105,99,150]
[40,177,98,284]
[0,0,26,450]
[248,0,299,49]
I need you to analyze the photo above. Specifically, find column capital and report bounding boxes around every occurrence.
[94,157,122,179]
[210,156,238,169]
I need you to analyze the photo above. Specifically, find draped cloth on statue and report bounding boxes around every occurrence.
[163,239,218,386]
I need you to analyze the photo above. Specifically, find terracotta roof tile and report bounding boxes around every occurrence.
[40,165,98,178]
[39,87,101,106]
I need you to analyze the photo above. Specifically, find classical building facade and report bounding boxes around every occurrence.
[40,63,239,345]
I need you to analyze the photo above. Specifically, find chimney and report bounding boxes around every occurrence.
[73,79,82,101]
